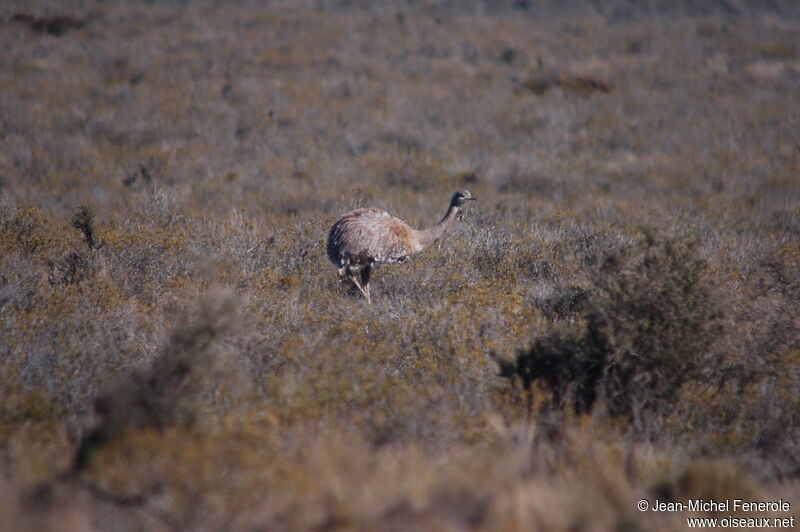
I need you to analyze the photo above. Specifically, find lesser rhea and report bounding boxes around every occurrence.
[327,190,477,303]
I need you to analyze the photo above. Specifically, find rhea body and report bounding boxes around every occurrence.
[327,190,477,303]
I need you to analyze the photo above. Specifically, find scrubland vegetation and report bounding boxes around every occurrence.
[1,1,799,530]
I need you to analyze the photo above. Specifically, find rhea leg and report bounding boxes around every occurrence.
[345,267,369,301]
[360,263,372,304]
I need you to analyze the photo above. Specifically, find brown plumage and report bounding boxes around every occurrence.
[327,190,477,303]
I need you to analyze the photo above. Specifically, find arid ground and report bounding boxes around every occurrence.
[1,1,799,530]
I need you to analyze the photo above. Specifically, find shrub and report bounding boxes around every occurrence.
[496,233,726,428]
[70,205,96,250]
[493,324,594,414]
[585,233,725,420]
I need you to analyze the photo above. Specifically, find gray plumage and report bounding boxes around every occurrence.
[327,190,477,303]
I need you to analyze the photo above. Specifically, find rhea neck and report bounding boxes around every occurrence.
[416,201,461,250]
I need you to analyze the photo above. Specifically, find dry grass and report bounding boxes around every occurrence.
[1,1,799,530]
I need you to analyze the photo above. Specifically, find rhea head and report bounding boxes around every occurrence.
[450,189,478,208]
